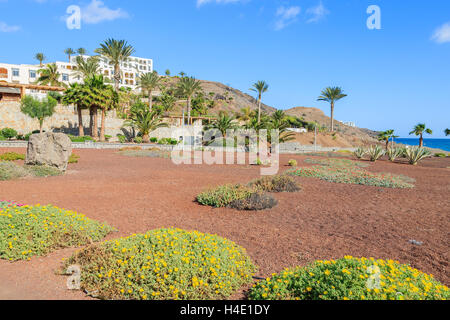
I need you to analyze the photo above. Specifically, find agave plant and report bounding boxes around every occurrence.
[404,147,432,165]
[386,148,404,162]
[367,145,385,162]
[354,147,366,159]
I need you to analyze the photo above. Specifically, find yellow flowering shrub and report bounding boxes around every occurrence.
[63,228,256,300]
[249,257,449,300]
[0,202,113,261]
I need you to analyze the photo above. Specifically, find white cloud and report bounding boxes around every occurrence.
[274,6,301,31]
[431,22,450,44]
[197,0,245,8]
[0,21,20,32]
[81,0,129,24]
[306,1,329,23]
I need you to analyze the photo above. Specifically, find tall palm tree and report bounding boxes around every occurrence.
[250,80,269,124]
[95,39,135,92]
[77,48,87,56]
[445,129,450,136]
[317,87,348,132]
[409,124,432,148]
[138,71,161,110]
[36,63,64,87]
[205,114,239,139]
[74,56,100,80]
[35,53,46,67]
[124,103,168,143]
[62,83,87,136]
[64,48,75,63]
[378,129,399,150]
[176,76,202,125]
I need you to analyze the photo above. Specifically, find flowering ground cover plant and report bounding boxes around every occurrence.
[0,204,113,261]
[304,157,369,168]
[289,158,414,189]
[249,256,449,300]
[63,228,256,300]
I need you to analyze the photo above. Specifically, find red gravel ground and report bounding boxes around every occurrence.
[0,148,449,300]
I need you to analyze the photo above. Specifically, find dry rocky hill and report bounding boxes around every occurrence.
[160,77,378,147]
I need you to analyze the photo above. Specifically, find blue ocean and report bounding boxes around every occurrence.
[394,138,450,152]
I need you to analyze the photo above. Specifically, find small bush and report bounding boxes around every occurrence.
[288,159,298,167]
[68,153,80,164]
[405,147,432,165]
[0,152,25,161]
[157,138,178,145]
[0,162,29,181]
[434,153,447,158]
[68,135,94,143]
[197,184,254,208]
[249,256,449,300]
[150,137,158,143]
[354,147,366,160]
[249,175,300,193]
[134,137,143,144]
[229,192,278,211]
[63,228,256,300]
[0,128,17,140]
[117,134,127,143]
[0,135,6,141]
[367,145,385,162]
[0,203,113,261]
[25,165,63,177]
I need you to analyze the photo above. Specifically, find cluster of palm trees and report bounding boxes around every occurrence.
[378,124,435,150]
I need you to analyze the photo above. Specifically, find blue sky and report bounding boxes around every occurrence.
[0,0,449,137]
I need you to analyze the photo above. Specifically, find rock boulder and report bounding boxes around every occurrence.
[25,132,72,172]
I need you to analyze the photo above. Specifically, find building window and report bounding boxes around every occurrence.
[29,70,36,78]
[62,74,69,82]
[12,68,19,77]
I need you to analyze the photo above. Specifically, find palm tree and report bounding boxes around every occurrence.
[138,71,161,110]
[35,53,46,67]
[77,48,87,56]
[95,39,135,91]
[445,129,450,136]
[124,102,168,143]
[176,77,202,125]
[250,80,269,124]
[269,110,296,144]
[165,69,171,76]
[179,71,186,78]
[205,114,239,139]
[409,124,432,148]
[64,48,75,63]
[74,56,100,80]
[236,107,252,122]
[20,95,57,133]
[378,129,399,150]
[317,87,348,132]
[62,83,87,136]
[36,63,64,87]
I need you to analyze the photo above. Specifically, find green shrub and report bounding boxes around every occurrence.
[63,228,256,300]
[0,128,17,140]
[117,134,127,143]
[25,165,62,177]
[134,137,143,144]
[288,159,298,167]
[68,135,94,143]
[0,203,113,261]
[249,256,449,300]
[105,135,112,141]
[434,153,447,158]
[289,166,413,189]
[157,138,178,145]
[405,147,432,165]
[150,137,158,143]
[249,175,300,193]
[0,152,25,161]
[367,145,385,162]
[68,153,80,164]
[197,184,277,210]
[0,135,6,141]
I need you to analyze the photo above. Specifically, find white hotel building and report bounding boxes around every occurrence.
[0,55,153,100]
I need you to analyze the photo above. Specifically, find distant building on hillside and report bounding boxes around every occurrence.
[0,54,153,96]
[341,121,356,127]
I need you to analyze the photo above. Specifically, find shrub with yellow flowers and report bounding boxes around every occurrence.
[0,202,113,261]
[249,256,449,300]
[63,228,256,300]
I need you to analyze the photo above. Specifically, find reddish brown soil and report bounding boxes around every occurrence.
[0,148,449,300]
